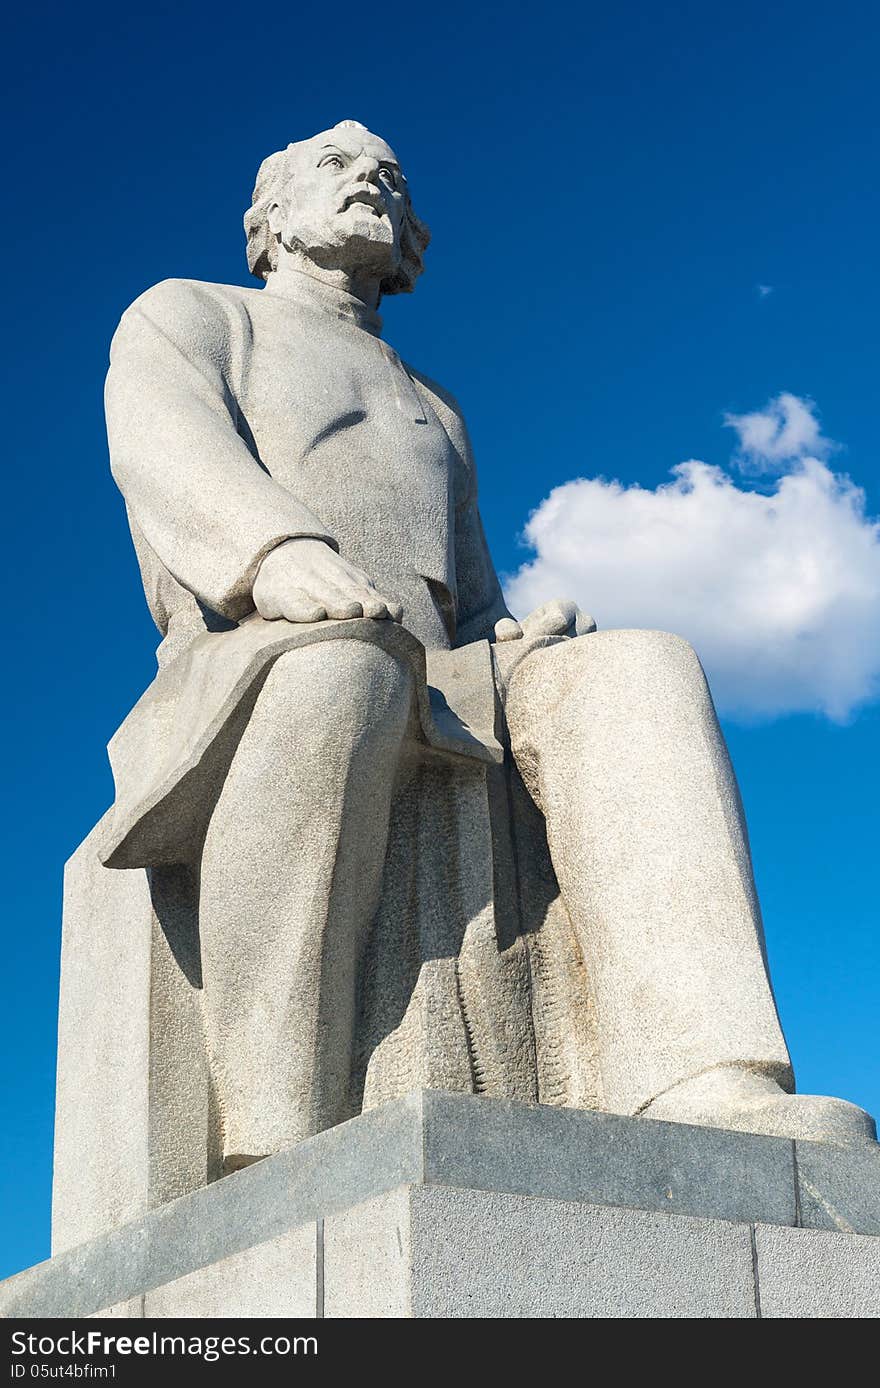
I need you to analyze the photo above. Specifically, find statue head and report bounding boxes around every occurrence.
[245,121,430,298]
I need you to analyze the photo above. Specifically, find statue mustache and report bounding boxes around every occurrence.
[339,188,389,216]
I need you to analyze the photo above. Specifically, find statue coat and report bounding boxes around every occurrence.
[101,273,515,869]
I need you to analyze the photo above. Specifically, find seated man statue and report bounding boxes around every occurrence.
[100,119,874,1169]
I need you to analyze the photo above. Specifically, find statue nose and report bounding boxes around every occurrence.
[352,158,381,185]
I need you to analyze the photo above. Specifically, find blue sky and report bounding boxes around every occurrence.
[2,0,879,1278]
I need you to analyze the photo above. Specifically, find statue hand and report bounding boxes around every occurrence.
[494,600,597,643]
[253,538,404,623]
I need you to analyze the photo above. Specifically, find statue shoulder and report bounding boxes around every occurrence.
[111,278,259,362]
[406,364,464,420]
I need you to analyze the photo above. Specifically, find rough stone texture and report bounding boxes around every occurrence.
[324,1191,411,1319]
[87,1299,144,1319]
[53,826,217,1253]
[420,1090,798,1227]
[8,1094,880,1319]
[755,1224,880,1318]
[84,1230,317,1320]
[53,819,152,1251]
[796,1137,880,1234]
[145,1227,316,1318]
[325,1186,757,1319]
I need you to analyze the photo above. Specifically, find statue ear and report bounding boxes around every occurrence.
[265,200,284,237]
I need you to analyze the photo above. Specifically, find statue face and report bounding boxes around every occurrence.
[268,126,407,279]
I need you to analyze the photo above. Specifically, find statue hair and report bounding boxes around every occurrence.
[243,125,430,297]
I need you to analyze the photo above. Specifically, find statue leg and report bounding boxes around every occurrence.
[505,630,874,1142]
[199,638,413,1162]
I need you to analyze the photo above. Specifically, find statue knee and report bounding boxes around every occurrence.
[576,629,713,722]
[260,638,413,735]
[598,628,703,678]
[508,628,714,753]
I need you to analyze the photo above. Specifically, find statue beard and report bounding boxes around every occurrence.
[281,208,401,281]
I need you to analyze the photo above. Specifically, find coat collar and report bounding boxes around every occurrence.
[262,268,383,337]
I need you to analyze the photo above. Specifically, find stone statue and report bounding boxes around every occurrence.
[72,120,873,1201]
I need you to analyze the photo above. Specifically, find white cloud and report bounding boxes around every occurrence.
[504,395,880,721]
[725,391,827,467]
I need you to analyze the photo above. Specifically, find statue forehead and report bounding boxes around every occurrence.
[289,126,401,169]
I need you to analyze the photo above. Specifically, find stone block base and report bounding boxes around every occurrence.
[3,1092,879,1319]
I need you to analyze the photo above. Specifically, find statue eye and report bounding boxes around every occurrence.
[320,155,344,170]
[379,168,398,189]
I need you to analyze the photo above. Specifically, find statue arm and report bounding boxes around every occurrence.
[105,278,337,621]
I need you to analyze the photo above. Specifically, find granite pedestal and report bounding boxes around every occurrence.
[3,1092,879,1319]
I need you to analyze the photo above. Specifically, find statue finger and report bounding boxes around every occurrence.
[318,578,373,619]
[543,598,578,631]
[254,591,282,620]
[281,589,327,623]
[366,587,404,620]
[354,587,390,619]
[323,596,365,620]
[494,617,523,642]
[524,599,577,635]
